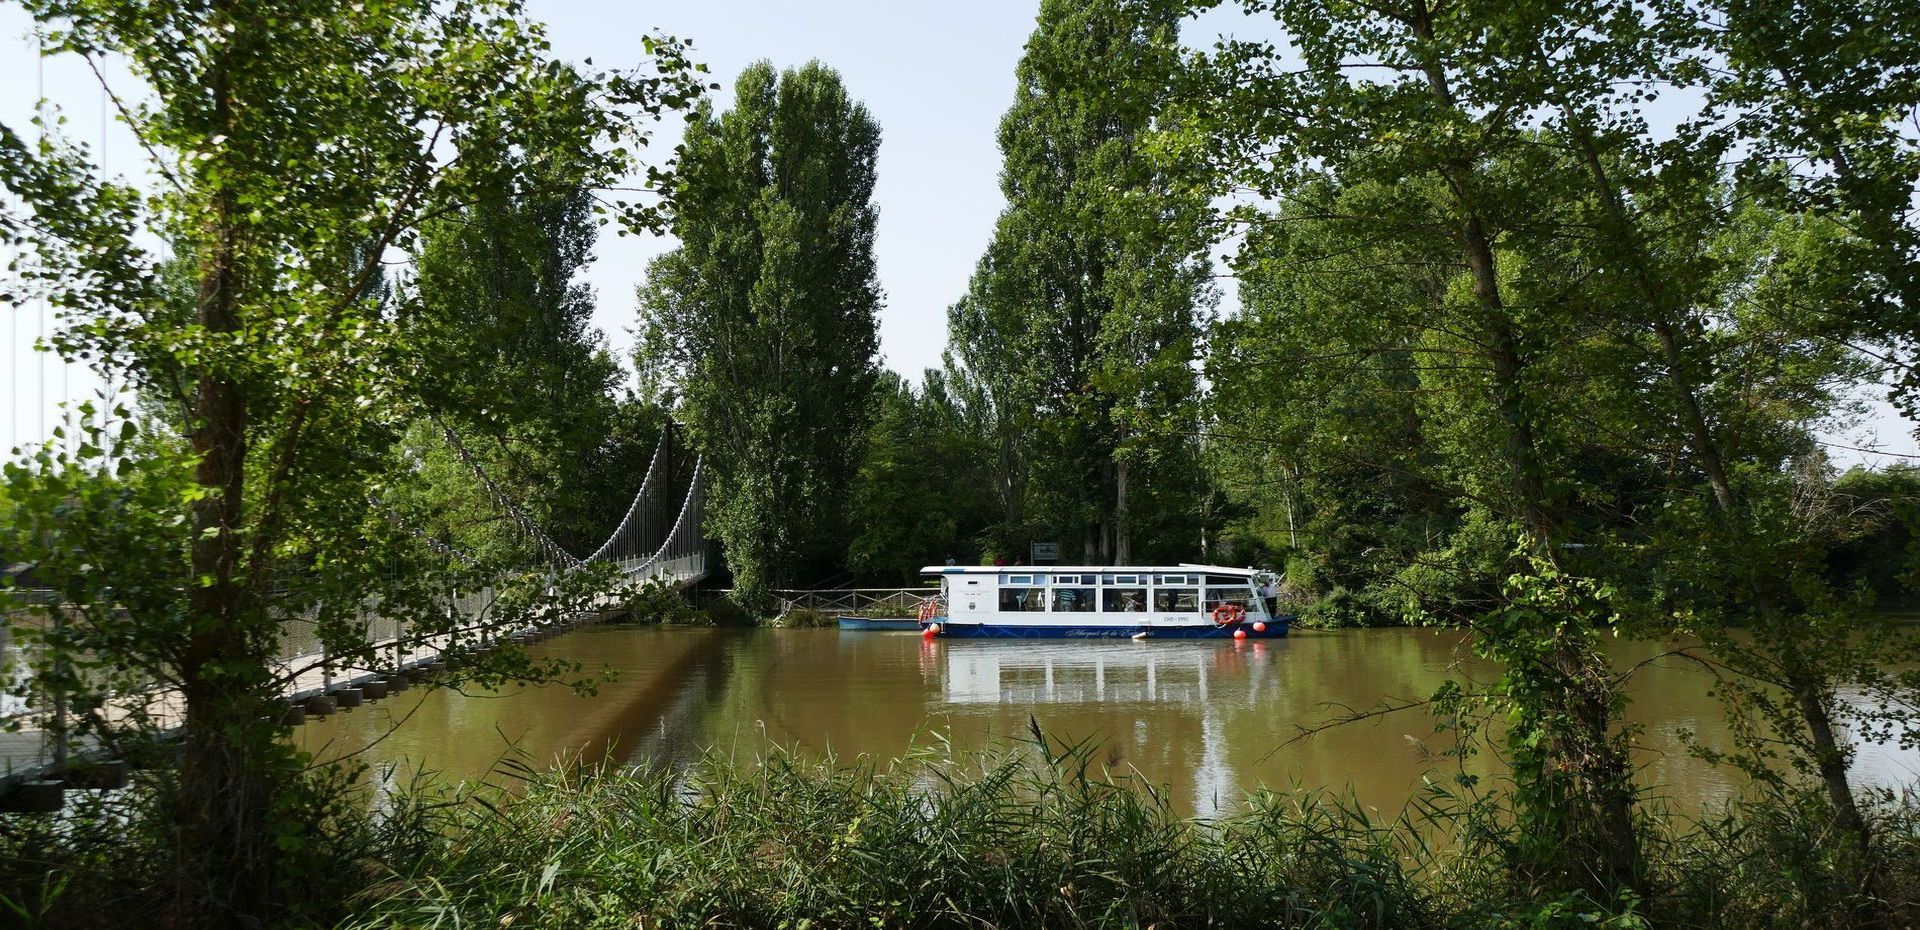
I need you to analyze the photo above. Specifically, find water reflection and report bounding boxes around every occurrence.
[934,640,1287,705]
[297,627,1919,818]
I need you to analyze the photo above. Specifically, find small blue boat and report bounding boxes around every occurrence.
[836,616,922,632]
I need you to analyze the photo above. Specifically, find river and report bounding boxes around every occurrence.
[296,625,1920,818]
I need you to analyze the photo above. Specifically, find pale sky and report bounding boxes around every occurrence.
[2,1,1915,464]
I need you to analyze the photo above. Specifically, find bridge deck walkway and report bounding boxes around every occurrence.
[1,562,704,800]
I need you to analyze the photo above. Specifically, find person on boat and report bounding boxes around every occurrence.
[1258,576,1281,616]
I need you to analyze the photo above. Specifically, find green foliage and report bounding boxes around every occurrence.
[1172,0,1920,897]
[1299,586,1404,629]
[1823,465,1920,607]
[325,738,1918,930]
[777,607,835,628]
[0,0,703,922]
[627,578,698,626]
[636,60,882,611]
[843,372,1000,581]
[9,740,1917,929]
[1471,558,1642,891]
[396,164,668,559]
[944,0,1211,565]
[702,596,754,627]
[1704,0,1920,415]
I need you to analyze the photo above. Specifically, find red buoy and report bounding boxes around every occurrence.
[1252,621,1267,633]
[922,623,941,639]
[1232,628,1247,640]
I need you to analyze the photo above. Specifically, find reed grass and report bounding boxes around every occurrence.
[336,730,1920,930]
[5,731,1915,929]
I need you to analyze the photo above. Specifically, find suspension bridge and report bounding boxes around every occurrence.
[0,423,710,809]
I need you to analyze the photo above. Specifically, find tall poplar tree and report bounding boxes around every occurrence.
[949,0,1210,565]
[401,173,666,561]
[636,61,882,611]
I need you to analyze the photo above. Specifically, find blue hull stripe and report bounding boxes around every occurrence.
[924,619,1291,640]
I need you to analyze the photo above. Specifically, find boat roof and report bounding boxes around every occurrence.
[920,563,1262,577]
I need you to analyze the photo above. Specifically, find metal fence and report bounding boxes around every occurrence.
[770,587,939,617]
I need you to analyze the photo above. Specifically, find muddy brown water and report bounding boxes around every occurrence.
[296,626,1919,818]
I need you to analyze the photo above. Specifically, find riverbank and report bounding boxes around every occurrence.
[344,745,1920,929]
[7,730,1918,928]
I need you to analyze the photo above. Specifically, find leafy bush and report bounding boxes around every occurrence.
[1286,552,1320,593]
[1298,585,1407,628]
[778,607,835,628]
[626,578,699,625]
[702,596,754,627]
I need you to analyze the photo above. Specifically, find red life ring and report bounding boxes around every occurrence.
[1211,603,1246,627]
[918,598,938,622]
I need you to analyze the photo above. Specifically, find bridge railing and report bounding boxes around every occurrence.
[768,587,938,617]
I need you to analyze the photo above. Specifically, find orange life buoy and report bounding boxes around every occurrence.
[1211,603,1246,627]
[918,598,938,622]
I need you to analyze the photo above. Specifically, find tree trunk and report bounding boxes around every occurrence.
[998,417,1021,527]
[1556,114,1736,512]
[1404,3,1640,892]
[1115,455,1131,565]
[1407,8,1554,543]
[173,13,279,922]
[1554,80,1877,881]
[1785,661,1875,863]
[1283,459,1298,551]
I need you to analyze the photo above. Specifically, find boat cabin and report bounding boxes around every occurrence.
[918,564,1287,639]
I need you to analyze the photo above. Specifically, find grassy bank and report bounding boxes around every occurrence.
[6,737,1917,929]
[356,741,1916,929]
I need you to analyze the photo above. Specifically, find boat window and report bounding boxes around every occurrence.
[1102,588,1147,612]
[1206,573,1251,586]
[1205,588,1254,612]
[999,587,1047,612]
[1054,573,1090,585]
[1005,574,1032,585]
[1052,588,1096,612]
[1153,588,1200,613]
[1154,573,1191,586]
[1101,573,1142,585]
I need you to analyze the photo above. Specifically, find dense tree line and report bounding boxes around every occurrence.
[1168,0,1920,900]
[692,0,1920,905]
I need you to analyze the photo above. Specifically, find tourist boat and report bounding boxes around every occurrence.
[917,564,1289,639]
